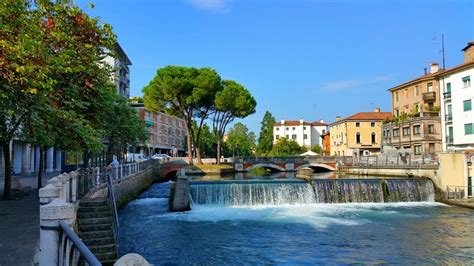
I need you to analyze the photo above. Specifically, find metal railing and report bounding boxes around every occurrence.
[354,154,439,168]
[446,186,473,199]
[58,221,101,266]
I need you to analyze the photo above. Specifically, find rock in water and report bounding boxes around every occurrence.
[169,169,191,212]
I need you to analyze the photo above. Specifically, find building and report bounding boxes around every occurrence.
[382,62,443,155]
[321,132,331,156]
[104,43,131,99]
[330,109,391,156]
[273,119,328,149]
[439,42,474,151]
[131,103,187,156]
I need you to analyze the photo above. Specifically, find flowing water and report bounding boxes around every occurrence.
[119,175,474,264]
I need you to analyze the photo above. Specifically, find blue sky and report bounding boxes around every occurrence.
[78,0,473,134]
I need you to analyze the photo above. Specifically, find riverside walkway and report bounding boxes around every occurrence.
[0,172,57,266]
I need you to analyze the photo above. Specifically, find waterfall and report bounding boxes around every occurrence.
[190,180,316,206]
[189,179,435,206]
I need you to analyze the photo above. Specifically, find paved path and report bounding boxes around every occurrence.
[0,172,58,266]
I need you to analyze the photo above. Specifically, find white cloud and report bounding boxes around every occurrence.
[187,0,232,13]
[320,75,394,92]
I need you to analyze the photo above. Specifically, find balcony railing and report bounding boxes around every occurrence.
[446,136,453,144]
[422,91,436,102]
[445,114,453,123]
[443,92,451,101]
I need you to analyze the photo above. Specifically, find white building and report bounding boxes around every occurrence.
[273,119,328,148]
[104,43,131,99]
[440,42,474,151]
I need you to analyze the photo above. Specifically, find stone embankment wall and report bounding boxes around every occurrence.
[341,167,440,186]
[86,166,161,208]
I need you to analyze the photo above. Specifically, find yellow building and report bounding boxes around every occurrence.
[330,109,391,156]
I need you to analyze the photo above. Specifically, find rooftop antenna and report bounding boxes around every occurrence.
[442,34,446,69]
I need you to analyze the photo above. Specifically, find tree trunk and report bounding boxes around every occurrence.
[216,138,221,165]
[37,145,45,190]
[186,133,193,165]
[83,150,91,168]
[1,141,12,200]
[195,145,203,165]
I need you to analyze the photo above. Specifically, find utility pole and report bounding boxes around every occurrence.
[442,34,446,70]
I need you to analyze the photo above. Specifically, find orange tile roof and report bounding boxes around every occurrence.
[330,112,392,126]
[388,71,442,92]
[274,120,327,126]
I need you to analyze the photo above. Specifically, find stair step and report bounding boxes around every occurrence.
[96,251,117,261]
[83,237,115,246]
[89,244,116,254]
[78,206,111,213]
[78,212,111,219]
[80,230,114,239]
[79,223,113,232]
[79,217,112,225]
[79,198,109,207]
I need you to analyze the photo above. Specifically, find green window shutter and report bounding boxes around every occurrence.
[446,83,451,93]
[462,76,470,81]
[464,100,472,111]
[465,123,474,135]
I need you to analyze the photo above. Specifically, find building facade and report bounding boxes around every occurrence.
[382,63,443,155]
[273,119,328,149]
[132,103,187,156]
[330,109,391,156]
[439,42,474,151]
[104,43,131,99]
[321,132,331,156]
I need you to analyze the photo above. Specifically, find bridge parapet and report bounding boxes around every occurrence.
[233,156,352,172]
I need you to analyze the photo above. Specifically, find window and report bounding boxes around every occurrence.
[463,100,472,111]
[465,123,474,135]
[275,135,280,140]
[303,127,306,130]
[429,143,435,154]
[413,125,421,134]
[415,104,419,112]
[292,127,295,130]
[286,135,289,138]
[404,89,408,99]
[286,127,289,130]
[428,124,435,134]
[427,83,433,92]
[356,122,360,127]
[462,76,471,88]
[393,129,400,137]
[322,129,326,134]
[371,132,376,144]
[446,82,451,93]
[276,127,279,131]
[291,134,297,140]
[403,127,409,136]
[415,85,419,96]
[303,134,308,139]
[395,109,399,117]
[371,122,375,127]
[414,145,422,155]
[356,132,361,144]
[395,92,399,102]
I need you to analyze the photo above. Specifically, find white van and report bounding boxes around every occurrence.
[126,153,147,163]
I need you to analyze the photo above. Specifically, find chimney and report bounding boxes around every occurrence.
[319,119,324,123]
[281,120,285,124]
[462,42,474,63]
[299,119,304,124]
[430,62,439,74]
[374,107,381,113]
[336,116,341,122]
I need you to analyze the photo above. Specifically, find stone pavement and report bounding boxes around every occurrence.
[0,172,58,266]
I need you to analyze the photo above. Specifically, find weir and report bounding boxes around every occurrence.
[189,179,435,206]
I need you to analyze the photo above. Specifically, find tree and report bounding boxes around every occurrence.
[212,80,256,164]
[225,123,256,157]
[0,0,116,199]
[102,94,148,162]
[257,111,276,156]
[192,122,216,159]
[143,66,221,164]
[269,137,307,156]
[311,145,323,154]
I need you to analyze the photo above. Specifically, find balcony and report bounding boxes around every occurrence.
[443,92,451,101]
[446,136,453,145]
[422,91,436,102]
[445,114,452,124]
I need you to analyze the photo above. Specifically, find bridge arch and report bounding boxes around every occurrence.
[246,163,285,172]
[296,163,335,172]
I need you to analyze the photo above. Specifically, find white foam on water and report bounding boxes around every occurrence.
[129,197,168,206]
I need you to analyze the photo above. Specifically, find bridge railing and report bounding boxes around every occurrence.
[354,154,439,168]
[233,156,353,165]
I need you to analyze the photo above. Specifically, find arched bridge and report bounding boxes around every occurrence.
[233,156,353,172]
[160,160,189,180]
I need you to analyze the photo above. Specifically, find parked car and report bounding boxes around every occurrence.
[126,153,147,163]
[152,153,171,159]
